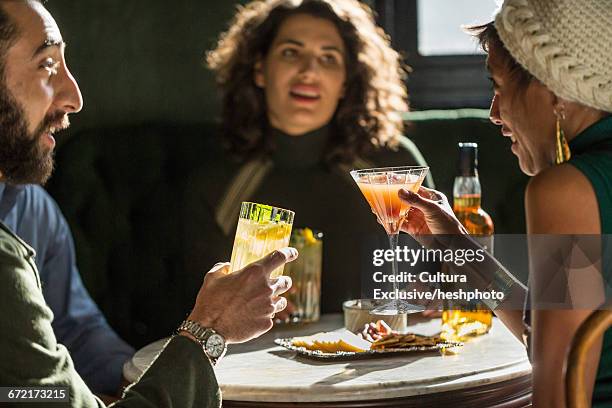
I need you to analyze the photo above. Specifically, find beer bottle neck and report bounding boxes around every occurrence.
[455,143,481,207]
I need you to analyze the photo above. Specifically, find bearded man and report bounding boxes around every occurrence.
[0,1,294,406]
[0,0,133,397]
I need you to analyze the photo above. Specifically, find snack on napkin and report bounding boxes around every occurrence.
[291,331,372,353]
[291,335,317,350]
[360,320,393,342]
[370,333,443,350]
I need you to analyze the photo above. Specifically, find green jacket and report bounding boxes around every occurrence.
[0,221,221,407]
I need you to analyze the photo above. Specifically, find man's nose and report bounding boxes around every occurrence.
[55,64,83,114]
[489,95,502,125]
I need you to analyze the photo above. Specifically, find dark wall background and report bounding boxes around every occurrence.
[46,1,240,136]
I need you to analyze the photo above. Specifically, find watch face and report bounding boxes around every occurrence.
[206,333,226,358]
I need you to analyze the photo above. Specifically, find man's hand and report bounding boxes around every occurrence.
[273,297,296,323]
[187,247,297,344]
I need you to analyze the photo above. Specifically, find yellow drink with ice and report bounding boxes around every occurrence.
[229,202,294,278]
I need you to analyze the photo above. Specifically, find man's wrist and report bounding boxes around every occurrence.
[187,313,217,332]
[178,330,199,344]
[187,315,228,341]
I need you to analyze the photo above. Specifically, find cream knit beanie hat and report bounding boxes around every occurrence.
[495,0,612,112]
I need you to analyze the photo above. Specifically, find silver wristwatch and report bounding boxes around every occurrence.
[177,320,227,364]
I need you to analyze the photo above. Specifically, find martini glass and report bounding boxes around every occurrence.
[350,166,429,315]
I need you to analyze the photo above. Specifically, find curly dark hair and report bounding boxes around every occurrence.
[207,0,409,164]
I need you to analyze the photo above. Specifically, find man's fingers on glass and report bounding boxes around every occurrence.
[272,297,288,314]
[270,276,292,296]
[260,247,298,274]
[240,248,294,276]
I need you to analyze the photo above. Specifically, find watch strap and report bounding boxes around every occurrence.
[178,320,214,342]
[177,320,226,364]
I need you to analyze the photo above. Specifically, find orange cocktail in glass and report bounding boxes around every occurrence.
[350,166,429,315]
[355,177,423,235]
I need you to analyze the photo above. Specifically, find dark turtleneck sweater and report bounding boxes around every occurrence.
[180,125,430,321]
[251,125,382,311]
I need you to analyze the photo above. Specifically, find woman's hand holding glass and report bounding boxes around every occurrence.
[398,186,467,239]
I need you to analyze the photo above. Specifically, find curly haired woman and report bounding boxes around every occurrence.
[183,0,431,315]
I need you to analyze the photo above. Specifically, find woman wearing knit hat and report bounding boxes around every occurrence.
[394,0,612,405]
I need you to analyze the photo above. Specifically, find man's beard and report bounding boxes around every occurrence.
[0,84,67,185]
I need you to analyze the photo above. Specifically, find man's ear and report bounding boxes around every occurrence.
[254,58,265,88]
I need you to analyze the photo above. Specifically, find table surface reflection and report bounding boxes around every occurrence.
[124,314,531,407]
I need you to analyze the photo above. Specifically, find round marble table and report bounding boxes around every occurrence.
[124,314,531,407]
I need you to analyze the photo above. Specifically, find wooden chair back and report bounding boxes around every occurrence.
[566,309,612,408]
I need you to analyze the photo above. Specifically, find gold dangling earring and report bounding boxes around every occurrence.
[555,110,571,165]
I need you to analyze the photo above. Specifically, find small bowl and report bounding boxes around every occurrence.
[342,299,408,333]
